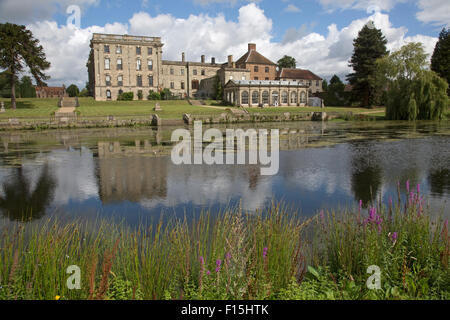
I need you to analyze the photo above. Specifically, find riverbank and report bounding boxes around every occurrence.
[0,97,388,131]
[0,185,448,300]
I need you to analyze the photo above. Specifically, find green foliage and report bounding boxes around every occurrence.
[213,75,223,100]
[277,55,296,70]
[322,75,349,106]
[379,43,449,120]
[66,84,80,97]
[347,25,388,107]
[160,88,174,100]
[117,92,134,101]
[147,90,161,100]
[431,28,450,96]
[0,23,50,108]
[137,90,143,100]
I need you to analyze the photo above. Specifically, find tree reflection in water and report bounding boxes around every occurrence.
[0,164,56,221]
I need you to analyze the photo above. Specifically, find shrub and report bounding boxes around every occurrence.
[147,90,161,100]
[137,90,143,100]
[118,92,134,101]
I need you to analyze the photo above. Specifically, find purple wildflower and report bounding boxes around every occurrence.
[199,256,204,265]
[390,232,398,242]
[263,247,268,259]
[215,259,222,272]
[406,180,410,193]
[359,200,363,211]
[417,184,420,194]
[206,270,211,276]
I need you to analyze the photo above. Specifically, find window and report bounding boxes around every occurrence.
[229,76,233,80]
[192,80,199,90]
[265,77,269,80]
[272,91,279,105]
[106,89,111,99]
[201,70,205,76]
[148,75,154,87]
[118,75,123,87]
[241,91,249,105]
[170,68,174,75]
[254,77,259,80]
[137,75,142,87]
[118,89,123,96]
[148,60,153,71]
[282,91,288,104]
[300,92,306,103]
[136,59,141,71]
[136,46,141,55]
[104,58,110,70]
[308,80,312,86]
[148,47,153,55]
[262,91,269,105]
[104,45,110,53]
[291,92,297,104]
[105,75,111,86]
[242,76,246,80]
[181,69,185,76]
[265,67,269,73]
[116,46,122,54]
[181,82,185,90]
[316,80,320,87]
[170,82,174,89]
[193,69,197,75]
[117,58,122,70]
[254,66,259,72]
[252,91,259,105]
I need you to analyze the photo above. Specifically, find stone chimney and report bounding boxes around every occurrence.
[228,55,233,68]
[211,57,216,64]
[248,43,256,52]
[201,55,205,63]
[182,52,185,62]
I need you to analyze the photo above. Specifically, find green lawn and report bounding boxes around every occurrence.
[0,97,226,120]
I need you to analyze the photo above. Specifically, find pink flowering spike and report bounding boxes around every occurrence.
[406,180,410,193]
[359,200,363,211]
[391,232,398,242]
[207,270,211,276]
[417,184,420,194]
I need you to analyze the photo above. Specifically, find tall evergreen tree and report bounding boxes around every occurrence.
[0,23,50,109]
[431,28,450,96]
[347,25,388,107]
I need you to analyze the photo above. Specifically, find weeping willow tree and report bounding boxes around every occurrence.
[377,42,448,120]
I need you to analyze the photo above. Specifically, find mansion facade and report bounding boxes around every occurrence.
[87,33,323,106]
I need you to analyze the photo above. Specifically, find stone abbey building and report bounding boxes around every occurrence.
[87,33,323,106]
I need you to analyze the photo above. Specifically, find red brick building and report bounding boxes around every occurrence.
[277,68,323,94]
[35,86,67,98]
[235,44,278,81]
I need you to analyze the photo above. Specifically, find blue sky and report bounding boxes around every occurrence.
[0,0,448,86]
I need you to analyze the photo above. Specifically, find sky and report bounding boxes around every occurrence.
[0,0,448,87]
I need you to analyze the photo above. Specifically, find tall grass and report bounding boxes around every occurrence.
[0,185,448,300]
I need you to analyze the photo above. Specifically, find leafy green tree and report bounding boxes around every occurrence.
[0,23,50,109]
[323,75,348,106]
[213,75,223,100]
[277,55,296,70]
[66,84,80,97]
[378,43,449,120]
[347,25,388,108]
[18,76,36,98]
[148,90,161,100]
[322,79,328,92]
[431,28,450,96]
[0,70,18,98]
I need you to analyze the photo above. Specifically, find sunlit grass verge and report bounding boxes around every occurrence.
[0,186,448,300]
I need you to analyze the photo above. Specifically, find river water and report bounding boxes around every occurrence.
[0,121,448,226]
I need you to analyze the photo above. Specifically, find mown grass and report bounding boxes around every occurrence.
[0,183,448,300]
[0,98,226,120]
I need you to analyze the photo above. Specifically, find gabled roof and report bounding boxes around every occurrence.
[236,50,277,67]
[278,68,322,81]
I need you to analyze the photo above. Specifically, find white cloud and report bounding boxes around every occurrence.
[26,3,438,86]
[0,0,99,24]
[318,0,408,12]
[284,4,301,13]
[416,0,450,27]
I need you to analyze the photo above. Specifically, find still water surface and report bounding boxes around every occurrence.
[0,121,448,226]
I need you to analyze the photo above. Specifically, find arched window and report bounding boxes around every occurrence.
[291,92,297,104]
[252,91,259,105]
[281,91,288,104]
[106,89,111,100]
[262,91,269,105]
[272,91,279,106]
[300,91,306,103]
[241,91,249,105]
